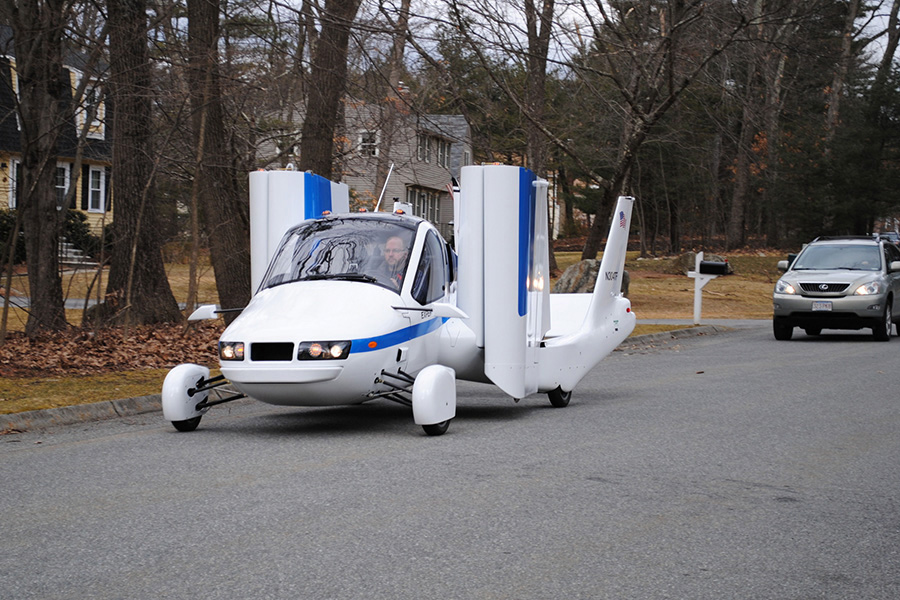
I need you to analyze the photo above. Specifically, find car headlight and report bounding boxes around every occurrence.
[219,341,245,361]
[297,341,351,360]
[775,280,796,294]
[854,281,883,295]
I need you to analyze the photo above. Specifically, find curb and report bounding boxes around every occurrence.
[1,325,730,433]
[621,324,729,347]
[3,394,162,433]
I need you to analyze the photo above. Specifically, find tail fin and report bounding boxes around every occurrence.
[584,196,634,330]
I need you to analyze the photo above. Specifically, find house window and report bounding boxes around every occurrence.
[88,166,106,212]
[408,187,440,224]
[74,70,105,140]
[437,140,451,168]
[417,134,432,162]
[8,160,20,209]
[55,163,70,208]
[463,150,471,166]
[360,131,377,156]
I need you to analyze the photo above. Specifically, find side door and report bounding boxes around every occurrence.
[404,228,450,372]
[886,244,900,318]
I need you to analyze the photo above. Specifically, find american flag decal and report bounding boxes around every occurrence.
[619,211,627,228]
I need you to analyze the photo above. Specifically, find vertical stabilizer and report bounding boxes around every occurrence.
[584,196,634,330]
[248,169,350,293]
[537,195,635,394]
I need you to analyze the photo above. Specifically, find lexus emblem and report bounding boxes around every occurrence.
[819,284,829,291]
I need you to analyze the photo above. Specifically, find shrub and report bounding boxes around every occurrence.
[0,209,26,264]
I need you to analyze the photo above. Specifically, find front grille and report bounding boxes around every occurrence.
[250,342,294,361]
[799,282,849,293]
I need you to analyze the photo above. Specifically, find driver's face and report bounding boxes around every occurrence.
[384,237,407,267]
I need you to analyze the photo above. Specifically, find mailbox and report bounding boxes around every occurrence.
[699,260,729,275]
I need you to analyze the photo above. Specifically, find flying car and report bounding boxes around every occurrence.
[163,164,635,435]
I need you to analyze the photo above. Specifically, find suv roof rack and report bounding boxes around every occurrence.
[811,235,879,242]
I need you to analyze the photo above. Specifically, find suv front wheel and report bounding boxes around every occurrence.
[873,301,892,342]
[773,318,793,341]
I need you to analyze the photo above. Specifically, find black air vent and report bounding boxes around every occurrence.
[251,342,294,361]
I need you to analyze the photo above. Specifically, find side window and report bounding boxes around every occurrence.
[886,244,900,267]
[412,230,448,305]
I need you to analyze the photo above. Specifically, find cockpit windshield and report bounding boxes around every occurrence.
[260,216,417,292]
[793,244,881,271]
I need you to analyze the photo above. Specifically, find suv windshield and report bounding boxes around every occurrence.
[793,244,881,271]
[260,216,417,291]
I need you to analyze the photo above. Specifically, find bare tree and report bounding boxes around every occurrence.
[187,0,251,316]
[298,0,364,179]
[0,0,72,337]
[372,0,412,202]
[97,0,182,326]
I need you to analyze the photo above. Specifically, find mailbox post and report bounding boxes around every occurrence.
[686,252,728,324]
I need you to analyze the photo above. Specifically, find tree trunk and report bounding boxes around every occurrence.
[823,0,861,152]
[4,0,69,337]
[373,0,410,207]
[298,0,363,179]
[581,117,644,259]
[524,0,556,271]
[188,0,251,317]
[97,0,181,326]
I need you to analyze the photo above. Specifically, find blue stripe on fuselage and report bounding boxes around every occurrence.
[350,317,448,354]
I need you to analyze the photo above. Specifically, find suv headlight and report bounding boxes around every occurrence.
[775,280,796,295]
[854,281,883,296]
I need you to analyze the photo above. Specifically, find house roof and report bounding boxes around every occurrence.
[420,114,470,143]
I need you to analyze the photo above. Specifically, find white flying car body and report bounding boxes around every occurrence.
[163,164,635,435]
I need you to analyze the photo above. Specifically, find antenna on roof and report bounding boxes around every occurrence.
[374,163,395,212]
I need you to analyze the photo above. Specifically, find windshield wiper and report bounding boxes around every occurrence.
[299,273,377,283]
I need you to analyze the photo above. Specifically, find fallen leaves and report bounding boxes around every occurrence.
[0,322,223,377]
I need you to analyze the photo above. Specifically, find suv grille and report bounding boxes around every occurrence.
[799,282,849,293]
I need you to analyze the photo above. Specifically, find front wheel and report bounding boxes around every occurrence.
[172,416,202,432]
[422,420,450,436]
[873,302,892,341]
[773,319,793,341]
[548,387,571,408]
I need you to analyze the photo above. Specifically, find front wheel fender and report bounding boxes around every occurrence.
[162,364,211,423]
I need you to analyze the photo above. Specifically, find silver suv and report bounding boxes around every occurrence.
[773,236,900,341]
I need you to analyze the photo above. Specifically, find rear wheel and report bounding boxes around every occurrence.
[422,420,450,436]
[548,387,571,408]
[873,302,892,341]
[773,319,793,341]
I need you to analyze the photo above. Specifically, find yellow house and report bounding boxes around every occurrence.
[0,41,113,235]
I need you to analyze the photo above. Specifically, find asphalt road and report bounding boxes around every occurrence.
[2,323,899,599]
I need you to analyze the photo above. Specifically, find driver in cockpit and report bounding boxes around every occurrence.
[375,235,409,289]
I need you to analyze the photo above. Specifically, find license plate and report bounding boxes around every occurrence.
[812,301,832,312]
